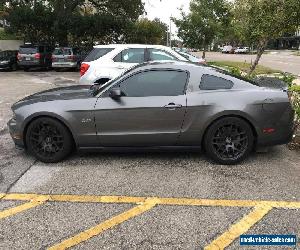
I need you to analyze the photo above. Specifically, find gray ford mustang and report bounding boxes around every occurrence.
[8,61,294,164]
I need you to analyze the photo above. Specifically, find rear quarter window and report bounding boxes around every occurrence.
[84,48,114,62]
[200,74,233,90]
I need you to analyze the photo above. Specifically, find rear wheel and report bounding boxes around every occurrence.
[11,63,18,71]
[204,117,254,165]
[25,117,73,163]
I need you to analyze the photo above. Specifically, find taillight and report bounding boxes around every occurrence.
[17,53,22,60]
[34,53,41,59]
[80,63,90,76]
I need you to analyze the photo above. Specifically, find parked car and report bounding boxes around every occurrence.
[8,61,294,165]
[18,44,52,71]
[52,47,85,71]
[0,50,18,71]
[222,45,234,54]
[235,47,250,54]
[178,51,206,64]
[79,44,188,85]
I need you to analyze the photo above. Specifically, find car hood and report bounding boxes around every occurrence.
[12,85,93,109]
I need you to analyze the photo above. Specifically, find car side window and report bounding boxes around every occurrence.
[116,70,188,97]
[148,49,177,61]
[114,48,145,63]
[200,74,233,90]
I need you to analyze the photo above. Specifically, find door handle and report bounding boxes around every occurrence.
[164,103,182,109]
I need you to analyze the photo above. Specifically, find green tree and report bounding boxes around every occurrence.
[173,0,231,58]
[5,0,144,46]
[128,18,168,44]
[234,0,300,75]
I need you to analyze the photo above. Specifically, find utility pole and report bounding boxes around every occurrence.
[166,27,169,47]
[169,16,172,47]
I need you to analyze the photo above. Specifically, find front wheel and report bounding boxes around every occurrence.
[204,117,254,165]
[25,117,73,163]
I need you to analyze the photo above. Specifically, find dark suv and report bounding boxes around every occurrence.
[0,50,18,71]
[52,47,85,71]
[18,45,52,71]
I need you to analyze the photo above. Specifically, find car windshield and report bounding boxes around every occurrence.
[19,47,37,54]
[53,48,72,55]
[84,48,114,62]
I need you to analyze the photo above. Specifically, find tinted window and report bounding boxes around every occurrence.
[19,47,37,54]
[53,48,72,55]
[84,48,114,62]
[148,49,177,61]
[117,70,188,97]
[114,48,145,63]
[200,74,233,90]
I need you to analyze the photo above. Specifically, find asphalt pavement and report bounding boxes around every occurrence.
[200,51,300,77]
[0,70,299,250]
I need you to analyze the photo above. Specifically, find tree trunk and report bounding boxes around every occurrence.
[202,49,206,59]
[248,39,268,76]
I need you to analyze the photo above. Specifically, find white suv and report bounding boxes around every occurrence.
[79,44,188,85]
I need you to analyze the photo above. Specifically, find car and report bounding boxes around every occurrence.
[235,47,250,54]
[8,61,295,165]
[79,44,188,85]
[18,44,52,71]
[222,45,234,54]
[52,47,85,71]
[0,50,18,71]
[178,51,206,64]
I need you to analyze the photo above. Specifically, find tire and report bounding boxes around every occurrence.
[204,117,254,165]
[24,67,30,72]
[25,117,73,163]
[11,63,18,71]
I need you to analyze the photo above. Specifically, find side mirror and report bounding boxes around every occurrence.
[109,88,123,100]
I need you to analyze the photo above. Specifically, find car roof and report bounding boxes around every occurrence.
[129,61,206,72]
[93,44,173,49]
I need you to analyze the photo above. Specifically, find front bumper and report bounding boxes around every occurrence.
[0,63,11,69]
[7,118,24,149]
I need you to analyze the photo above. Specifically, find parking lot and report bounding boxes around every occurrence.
[0,70,300,249]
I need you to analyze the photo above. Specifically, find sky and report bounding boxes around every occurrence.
[143,0,191,38]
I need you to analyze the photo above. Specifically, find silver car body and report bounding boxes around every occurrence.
[8,61,294,151]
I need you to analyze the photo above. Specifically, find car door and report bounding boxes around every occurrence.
[113,48,146,71]
[94,69,188,146]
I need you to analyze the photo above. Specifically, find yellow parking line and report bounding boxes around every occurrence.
[48,198,158,250]
[0,198,47,219]
[204,205,273,250]
[1,193,300,209]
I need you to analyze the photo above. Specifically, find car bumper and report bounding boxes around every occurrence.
[7,118,24,149]
[18,61,42,67]
[257,109,295,146]
[0,63,11,69]
[52,62,77,68]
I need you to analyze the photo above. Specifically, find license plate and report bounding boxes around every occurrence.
[59,59,64,62]
[26,57,31,61]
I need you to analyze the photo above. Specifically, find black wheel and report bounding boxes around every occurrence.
[11,63,18,71]
[24,67,30,72]
[25,117,73,163]
[204,117,254,165]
